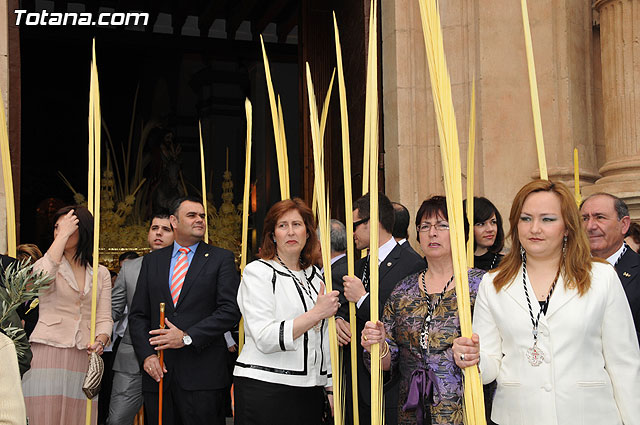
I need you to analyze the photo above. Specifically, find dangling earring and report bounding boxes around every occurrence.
[520,246,526,262]
[562,235,567,257]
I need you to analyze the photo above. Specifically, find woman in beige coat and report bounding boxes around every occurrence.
[22,206,112,425]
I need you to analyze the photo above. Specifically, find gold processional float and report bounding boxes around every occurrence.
[58,137,244,270]
[0,1,589,424]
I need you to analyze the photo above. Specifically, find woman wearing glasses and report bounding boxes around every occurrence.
[453,180,640,425]
[361,196,485,425]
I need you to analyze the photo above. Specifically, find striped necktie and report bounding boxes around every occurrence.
[170,247,191,306]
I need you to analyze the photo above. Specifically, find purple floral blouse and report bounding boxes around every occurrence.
[383,269,485,425]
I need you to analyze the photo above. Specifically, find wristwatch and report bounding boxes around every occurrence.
[182,333,192,346]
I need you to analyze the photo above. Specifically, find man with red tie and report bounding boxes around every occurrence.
[129,196,241,425]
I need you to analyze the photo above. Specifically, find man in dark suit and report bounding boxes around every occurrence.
[340,193,425,425]
[392,201,422,259]
[581,193,640,343]
[0,254,32,376]
[129,196,241,425]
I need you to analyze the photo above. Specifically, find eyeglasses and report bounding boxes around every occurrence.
[417,222,450,232]
[353,217,370,229]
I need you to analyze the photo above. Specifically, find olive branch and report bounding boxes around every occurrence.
[0,260,53,359]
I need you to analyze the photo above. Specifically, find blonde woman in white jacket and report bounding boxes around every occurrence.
[234,198,339,425]
[453,180,640,425]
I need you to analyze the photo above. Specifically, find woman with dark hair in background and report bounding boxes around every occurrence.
[233,198,339,425]
[464,197,505,271]
[22,206,112,425]
[463,197,505,424]
[361,196,485,425]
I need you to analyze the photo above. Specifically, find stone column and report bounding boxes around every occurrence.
[586,0,640,219]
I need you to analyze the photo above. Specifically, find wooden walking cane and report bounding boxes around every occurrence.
[159,303,165,425]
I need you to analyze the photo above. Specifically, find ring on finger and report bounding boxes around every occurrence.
[363,334,368,341]
[460,353,465,361]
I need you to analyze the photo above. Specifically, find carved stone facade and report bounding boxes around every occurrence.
[382,0,640,250]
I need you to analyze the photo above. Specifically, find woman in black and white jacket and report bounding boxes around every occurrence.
[234,198,339,425]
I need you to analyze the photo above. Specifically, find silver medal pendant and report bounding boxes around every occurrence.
[526,343,544,366]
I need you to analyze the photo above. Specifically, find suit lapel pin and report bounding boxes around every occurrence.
[205,253,209,257]
[387,261,392,267]
[623,271,631,278]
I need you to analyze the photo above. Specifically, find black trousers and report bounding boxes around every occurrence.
[342,391,399,425]
[143,384,225,425]
[98,337,121,425]
[234,376,324,425]
[484,381,498,425]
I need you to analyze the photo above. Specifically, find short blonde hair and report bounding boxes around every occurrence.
[16,243,43,265]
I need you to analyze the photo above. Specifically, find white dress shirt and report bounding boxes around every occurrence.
[606,242,626,266]
[331,253,346,265]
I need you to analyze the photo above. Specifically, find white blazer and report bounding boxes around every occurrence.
[234,259,332,388]
[474,262,640,425]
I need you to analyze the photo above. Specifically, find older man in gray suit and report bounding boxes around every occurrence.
[107,213,174,425]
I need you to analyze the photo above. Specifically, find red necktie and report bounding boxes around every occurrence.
[170,247,190,306]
